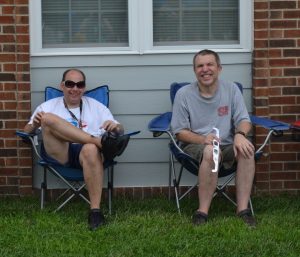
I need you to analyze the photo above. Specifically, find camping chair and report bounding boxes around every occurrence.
[17,85,128,214]
[148,82,291,214]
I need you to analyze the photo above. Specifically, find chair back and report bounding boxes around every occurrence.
[45,85,109,107]
[170,82,190,105]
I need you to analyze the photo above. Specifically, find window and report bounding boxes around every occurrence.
[42,0,128,48]
[30,0,251,55]
[153,0,239,46]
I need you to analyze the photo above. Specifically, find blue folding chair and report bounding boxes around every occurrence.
[17,85,118,213]
[148,82,291,214]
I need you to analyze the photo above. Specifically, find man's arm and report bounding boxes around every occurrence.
[176,129,219,146]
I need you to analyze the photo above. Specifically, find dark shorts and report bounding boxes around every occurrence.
[182,143,237,175]
[40,143,83,169]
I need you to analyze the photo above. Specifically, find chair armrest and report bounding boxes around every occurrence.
[250,115,290,132]
[250,116,290,157]
[148,112,172,137]
[16,130,37,143]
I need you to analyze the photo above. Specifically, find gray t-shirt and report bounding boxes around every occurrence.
[171,80,250,145]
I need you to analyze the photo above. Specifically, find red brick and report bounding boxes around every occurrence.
[270,162,284,171]
[255,11,269,19]
[284,30,300,38]
[270,68,283,76]
[270,10,283,19]
[254,20,269,29]
[269,58,296,67]
[255,39,269,48]
[270,39,295,48]
[270,78,296,86]
[253,68,270,77]
[284,10,300,18]
[270,20,297,29]
[0,16,14,24]
[269,105,282,115]
[270,1,296,9]
[270,171,297,180]
[284,181,300,189]
[270,181,283,189]
[2,6,14,14]
[255,30,269,39]
[283,105,300,113]
[284,68,300,76]
[270,30,284,38]
[254,2,269,10]
[253,78,269,87]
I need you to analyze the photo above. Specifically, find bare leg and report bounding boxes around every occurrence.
[41,113,101,163]
[235,154,255,213]
[79,144,104,209]
[197,145,218,214]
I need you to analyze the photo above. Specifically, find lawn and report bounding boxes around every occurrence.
[0,194,299,257]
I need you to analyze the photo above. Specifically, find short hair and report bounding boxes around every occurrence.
[61,69,86,82]
[193,49,221,70]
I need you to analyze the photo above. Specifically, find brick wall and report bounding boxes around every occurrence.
[253,0,300,194]
[0,0,31,196]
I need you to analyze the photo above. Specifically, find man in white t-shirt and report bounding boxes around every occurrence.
[24,68,129,230]
[171,49,256,227]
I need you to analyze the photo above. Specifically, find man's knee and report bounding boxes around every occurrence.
[41,113,58,129]
[202,145,214,163]
[81,144,102,161]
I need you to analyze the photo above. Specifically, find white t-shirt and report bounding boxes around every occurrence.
[28,96,118,137]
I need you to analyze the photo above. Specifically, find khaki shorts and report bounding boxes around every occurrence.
[182,143,236,171]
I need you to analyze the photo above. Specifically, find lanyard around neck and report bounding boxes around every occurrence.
[63,98,83,129]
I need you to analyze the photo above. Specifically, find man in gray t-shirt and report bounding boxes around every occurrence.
[171,49,256,227]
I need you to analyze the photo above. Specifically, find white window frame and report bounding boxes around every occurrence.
[30,0,252,56]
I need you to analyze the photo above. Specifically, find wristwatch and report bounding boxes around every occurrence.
[235,131,247,137]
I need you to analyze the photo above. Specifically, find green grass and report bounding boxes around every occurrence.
[0,194,299,257]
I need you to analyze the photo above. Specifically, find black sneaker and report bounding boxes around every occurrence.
[237,209,256,228]
[192,211,208,226]
[101,132,130,161]
[88,209,105,231]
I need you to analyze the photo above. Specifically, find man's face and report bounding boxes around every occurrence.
[60,70,85,107]
[194,54,222,88]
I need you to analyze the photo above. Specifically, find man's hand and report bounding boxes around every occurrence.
[24,111,45,133]
[233,134,255,159]
[101,120,124,134]
[204,133,220,145]
[32,111,45,129]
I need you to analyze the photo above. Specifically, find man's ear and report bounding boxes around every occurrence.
[60,81,64,90]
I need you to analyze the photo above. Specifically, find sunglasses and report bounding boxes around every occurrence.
[64,80,86,89]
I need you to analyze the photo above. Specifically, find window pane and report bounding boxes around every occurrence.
[153,0,239,46]
[42,0,128,48]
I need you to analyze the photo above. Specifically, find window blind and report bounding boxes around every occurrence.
[42,0,128,48]
[153,0,239,46]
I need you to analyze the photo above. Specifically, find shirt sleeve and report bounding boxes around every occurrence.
[171,89,191,135]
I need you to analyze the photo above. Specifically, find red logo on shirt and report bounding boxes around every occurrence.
[218,106,228,116]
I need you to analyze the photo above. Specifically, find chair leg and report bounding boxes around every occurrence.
[249,197,254,216]
[107,165,114,215]
[40,167,47,209]
[168,153,172,200]
[170,154,181,214]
